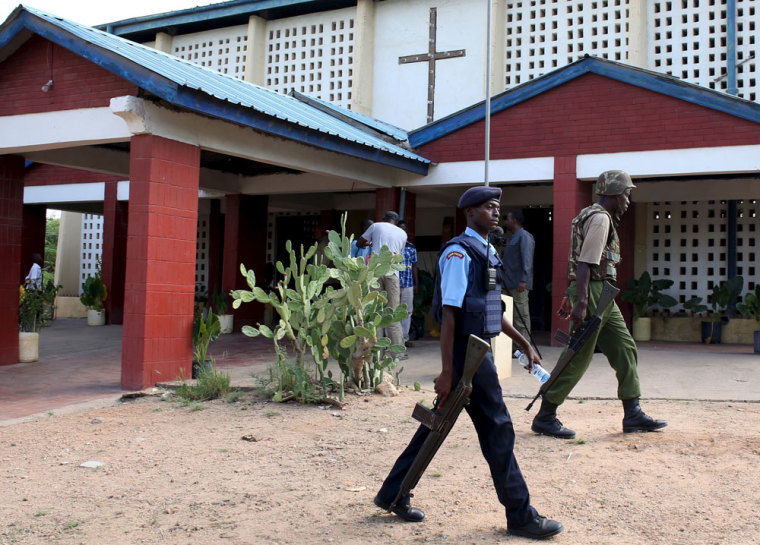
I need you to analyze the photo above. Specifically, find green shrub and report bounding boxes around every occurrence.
[176,366,231,401]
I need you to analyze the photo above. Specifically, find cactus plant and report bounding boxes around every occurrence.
[231,213,406,402]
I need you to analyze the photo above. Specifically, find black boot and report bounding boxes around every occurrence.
[622,398,667,433]
[531,399,576,439]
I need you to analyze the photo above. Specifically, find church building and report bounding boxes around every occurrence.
[2,1,759,388]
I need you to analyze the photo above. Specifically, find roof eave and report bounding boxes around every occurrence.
[409,57,760,148]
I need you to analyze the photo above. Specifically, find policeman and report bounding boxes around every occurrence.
[532,170,667,439]
[373,186,564,540]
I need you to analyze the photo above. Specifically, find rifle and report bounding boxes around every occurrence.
[388,334,491,511]
[525,281,620,411]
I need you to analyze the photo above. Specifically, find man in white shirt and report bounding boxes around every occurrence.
[357,211,407,349]
[25,252,43,290]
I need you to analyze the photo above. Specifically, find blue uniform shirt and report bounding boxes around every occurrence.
[439,227,499,308]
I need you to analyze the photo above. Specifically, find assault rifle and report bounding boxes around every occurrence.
[388,334,491,511]
[525,281,620,411]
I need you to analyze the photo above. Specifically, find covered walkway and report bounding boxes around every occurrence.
[2,318,758,425]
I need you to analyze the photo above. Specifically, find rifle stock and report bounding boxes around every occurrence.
[525,282,620,411]
[388,334,491,511]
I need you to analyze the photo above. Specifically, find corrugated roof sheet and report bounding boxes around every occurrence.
[11,6,428,166]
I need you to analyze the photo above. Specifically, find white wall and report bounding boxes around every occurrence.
[372,0,486,129]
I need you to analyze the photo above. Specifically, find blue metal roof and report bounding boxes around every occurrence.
[1,6,428,173]
[409,55,760,148]
[98,1,357,41]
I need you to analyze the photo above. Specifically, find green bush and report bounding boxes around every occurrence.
[176,366,231,401]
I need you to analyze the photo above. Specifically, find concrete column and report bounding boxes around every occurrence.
[154,32,174,54]
[101,181,128,324]
[222,195,268,330]
[489,0,507,96]
[54,211,83,296]
[21,204,46,284]
[550,155,590,341]
[122,135,200,390]
[244,15,267,85]
[628,0,648,68]
[351,0,376,116]
[0,155,24,366]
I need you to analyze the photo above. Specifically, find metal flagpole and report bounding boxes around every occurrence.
[484,0,492,187]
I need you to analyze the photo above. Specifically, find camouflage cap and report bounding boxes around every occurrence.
[595,170,636,196]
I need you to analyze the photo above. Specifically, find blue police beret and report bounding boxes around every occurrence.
[457,186,502,209]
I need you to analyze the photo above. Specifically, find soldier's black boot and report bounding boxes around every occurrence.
[531,399,576,439]
[622,397,667,433]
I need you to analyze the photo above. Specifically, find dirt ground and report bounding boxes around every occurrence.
[1,387,759,545]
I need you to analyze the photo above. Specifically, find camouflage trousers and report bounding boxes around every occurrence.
[544,280,641,405]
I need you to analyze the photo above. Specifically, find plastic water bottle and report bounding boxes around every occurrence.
[515,350,550,384]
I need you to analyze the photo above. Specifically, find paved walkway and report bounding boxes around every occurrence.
[1,318,758,425]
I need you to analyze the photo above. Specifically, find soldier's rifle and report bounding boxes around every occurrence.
[525,281,620,411]
[388,334,491,511]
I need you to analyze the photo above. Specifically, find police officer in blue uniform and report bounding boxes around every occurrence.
[373,186,564,540]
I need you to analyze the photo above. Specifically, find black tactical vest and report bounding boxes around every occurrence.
[432,233,504,339]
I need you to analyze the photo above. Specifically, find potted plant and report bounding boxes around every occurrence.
[621,271,678,341]
[80,275,107,326]
[689,276,744,344]
[192,306,221,378]
[18,283,45,362]
[41,278,62,321]
[737,284,760,353]
[211,286,233,334]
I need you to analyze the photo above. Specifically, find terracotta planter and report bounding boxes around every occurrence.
[219,314,234,334]
[19,331,39,362]
[87,309,105,326]
[631,317,652,342]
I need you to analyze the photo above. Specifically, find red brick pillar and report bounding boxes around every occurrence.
[402,191,417,243]
[20,205,46,285]
[0,155,24,366]
[121,136,200,389]
[616,202,636,326]
[375,188,400,221]
[101,181,128,324]
[550,156,592,341]
[223,195,268,330]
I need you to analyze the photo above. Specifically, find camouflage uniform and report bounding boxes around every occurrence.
[533,170,665,438]
[543,201,641,405]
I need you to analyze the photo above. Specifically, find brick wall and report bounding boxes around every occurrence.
[420,74,760,162]
[0,35,138,116]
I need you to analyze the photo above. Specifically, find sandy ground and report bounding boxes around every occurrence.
[1,388,759,545]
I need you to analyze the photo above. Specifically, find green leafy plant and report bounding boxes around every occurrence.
[79,275,107,311]
[707,276,744,323]
[231,212,406,403]
[192,306,221,363]
[176,365,230,401]
[737,284,760,330]
[19,284,46,332]
[621,271,677,319]
[211,285,229,315]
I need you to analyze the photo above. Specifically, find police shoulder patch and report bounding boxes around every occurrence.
[445,250,465,260]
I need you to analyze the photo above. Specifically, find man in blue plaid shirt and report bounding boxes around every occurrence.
[398,220,418,347]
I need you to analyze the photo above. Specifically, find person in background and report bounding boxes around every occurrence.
[502,210,535,348]
[25,252,43,290]
[397,220,418,347]
[357,211,407,348]
[351,218,373,262]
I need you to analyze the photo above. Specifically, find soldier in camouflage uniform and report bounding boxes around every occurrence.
[532,170,667,439]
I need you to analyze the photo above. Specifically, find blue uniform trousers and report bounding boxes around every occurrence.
[377,336,537,526]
